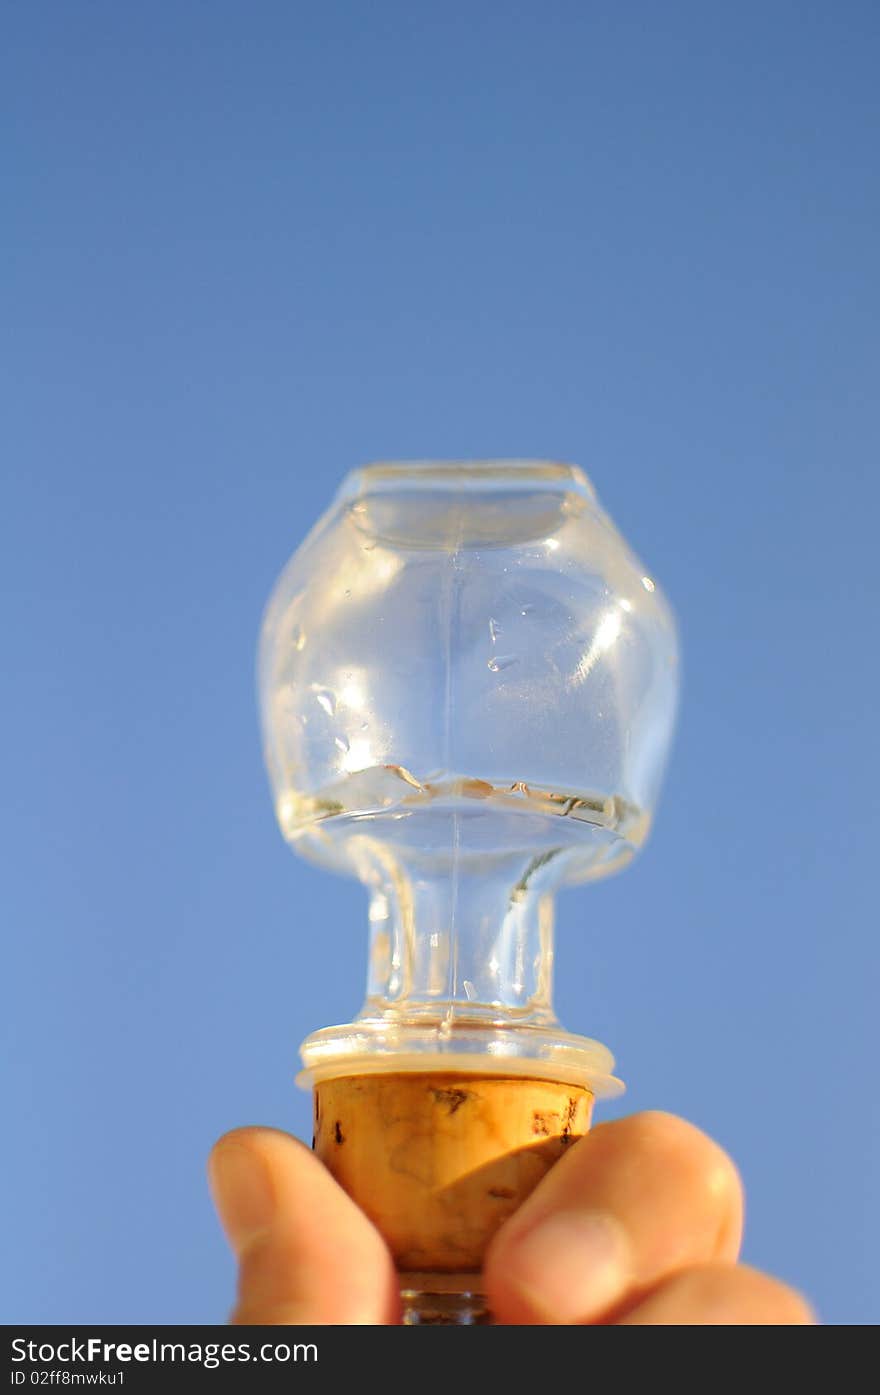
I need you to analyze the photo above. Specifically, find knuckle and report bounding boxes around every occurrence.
[738,1268,817,1324]
[672,1263,816,1324]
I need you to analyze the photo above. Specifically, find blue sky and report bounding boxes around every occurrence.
[3,2,879,1324]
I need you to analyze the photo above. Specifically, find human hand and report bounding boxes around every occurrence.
[208,1111,813,1324]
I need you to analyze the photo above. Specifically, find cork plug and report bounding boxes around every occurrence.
[314,1073,593,1321]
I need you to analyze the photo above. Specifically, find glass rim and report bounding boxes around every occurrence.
[335,458,596,502]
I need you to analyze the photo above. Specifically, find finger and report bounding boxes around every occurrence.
[618,1262,815,1325]
[208,1126,399,1324]
[485,1110,743,1324]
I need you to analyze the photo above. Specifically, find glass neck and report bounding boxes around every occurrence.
[356,842,558,1027]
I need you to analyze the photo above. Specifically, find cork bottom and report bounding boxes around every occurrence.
[313,1072,593,1276]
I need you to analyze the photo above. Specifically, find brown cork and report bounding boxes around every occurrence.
[313,1072,593,1274]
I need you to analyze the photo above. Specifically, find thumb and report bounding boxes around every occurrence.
[209,1126,399,1324]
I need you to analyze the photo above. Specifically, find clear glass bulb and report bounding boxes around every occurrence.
[258,460,679,1092]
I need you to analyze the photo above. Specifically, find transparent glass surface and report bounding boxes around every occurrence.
[258,461,678,1087]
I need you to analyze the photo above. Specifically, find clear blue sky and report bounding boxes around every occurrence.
[3,2,878,1325]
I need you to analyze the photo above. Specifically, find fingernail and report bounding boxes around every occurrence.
[209,1143,275,1253]
[506,1210,631,1323]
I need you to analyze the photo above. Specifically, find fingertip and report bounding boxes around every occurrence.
[209,1123,399,1324]
[209,1124,313,1171]
[587,1111,745,1260]
[208,1130,285,1255]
